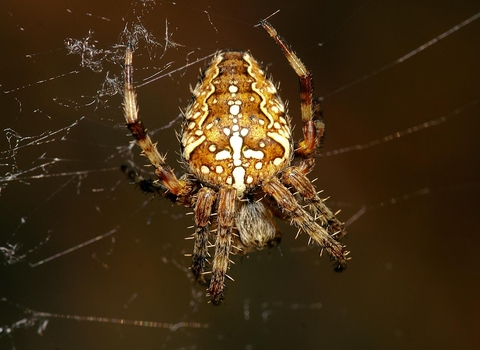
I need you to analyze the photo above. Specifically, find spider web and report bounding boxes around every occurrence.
[1,1,480,349]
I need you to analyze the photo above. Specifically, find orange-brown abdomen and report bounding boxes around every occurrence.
[182,51,292,195]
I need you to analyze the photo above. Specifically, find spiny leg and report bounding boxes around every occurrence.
[263,177,348,270]
[123,45,187,198]
[260,20,322,158]
[191,187,216,284]
[281,163,346,240]
[209,187,236,305]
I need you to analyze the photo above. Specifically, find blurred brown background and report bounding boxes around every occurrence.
[1,0,479,349]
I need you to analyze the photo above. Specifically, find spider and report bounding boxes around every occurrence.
[122,20,349,305]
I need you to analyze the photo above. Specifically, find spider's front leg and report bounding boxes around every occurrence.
[281,161,346,240]
[191,187,216,284]
[208,187,236,305]
[260,20,324,158]
[123,45,190,202]
[263,177,348,270]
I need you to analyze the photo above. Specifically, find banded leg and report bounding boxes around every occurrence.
[123,45,188,199]
[191,187,216,284]
[208,187,236,305]
[260,20,323,158]
[263,177,347,270]
[281,164,346,240]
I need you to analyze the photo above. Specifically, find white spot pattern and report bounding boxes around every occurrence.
[230,104,240,115]
[183,52,292,196]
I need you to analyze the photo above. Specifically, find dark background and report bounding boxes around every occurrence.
[1,0,480,349]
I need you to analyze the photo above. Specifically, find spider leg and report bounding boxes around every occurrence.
[123,45,190,201]
[260,20,323,158]
[281,163,346,240]
[120,164,169,195]
[208,187,236,305]
[312,97,326,150]
[191,187,216,284]
[263,177,348,270]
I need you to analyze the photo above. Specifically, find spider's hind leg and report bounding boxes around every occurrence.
[123,45,189,199]
[260,20,323,158]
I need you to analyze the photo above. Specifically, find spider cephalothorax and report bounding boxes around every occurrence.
[123,20,349,305]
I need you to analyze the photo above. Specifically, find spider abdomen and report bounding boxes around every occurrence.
[182,51,292,195]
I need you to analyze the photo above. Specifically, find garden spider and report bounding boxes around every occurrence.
[123,20,349,305]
